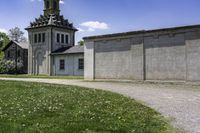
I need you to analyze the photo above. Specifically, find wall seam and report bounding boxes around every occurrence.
[143,34,146,81]
[93,41,96,80]
[185,32,188,82]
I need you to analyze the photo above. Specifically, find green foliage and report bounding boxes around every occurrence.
[78,40,84,46]
[0,32,10,59]
[0,81,177,133]
[0,75,83,79]
[0,59,23,74]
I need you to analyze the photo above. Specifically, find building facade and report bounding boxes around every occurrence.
[84,25,200,81]
[51,45,84,76]
[2,40,28,73]
[26,0,84,76]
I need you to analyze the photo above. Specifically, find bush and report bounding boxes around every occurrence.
[0,59,23,74]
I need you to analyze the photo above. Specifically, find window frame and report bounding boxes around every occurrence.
[78,58,84,70]
[38,33,41,43]
[57,33,60,43]
[53,1,57,10]
[65,34,69,44]
[61,34,64,43]
[55,32,70,45]
[59,59,65,70]
[42,33,45,42]
[46,1,50,9]
[34,34,37,43]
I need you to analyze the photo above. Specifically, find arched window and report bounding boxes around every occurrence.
[53,1,57,10]
[46,1,50,9]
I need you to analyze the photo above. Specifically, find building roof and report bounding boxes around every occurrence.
[51,45,84,55]
[2,40,28,51]
[25,14,78,31]
[83,24,200,40]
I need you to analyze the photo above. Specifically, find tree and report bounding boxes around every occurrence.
[0,32,10,59]
[78,40,84,46]
[8,27,27,42]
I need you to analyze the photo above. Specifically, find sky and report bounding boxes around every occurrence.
[1,0,200,44]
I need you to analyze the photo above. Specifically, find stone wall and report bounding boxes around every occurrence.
[84,25,200,81]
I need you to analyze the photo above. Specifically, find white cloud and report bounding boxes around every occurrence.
[0,28,8,34]
[77,28,85,32]
[60,0,65,4]
[80,21,109,32]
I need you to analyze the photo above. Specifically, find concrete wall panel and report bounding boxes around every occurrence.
[144,34,186,80]
[84,27,200,82]
[94,38,144,80]
[84,41,95,80]
[186,32,200,81]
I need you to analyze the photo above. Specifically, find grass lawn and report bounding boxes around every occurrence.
[0,74,83,80]
[0,81,177,133]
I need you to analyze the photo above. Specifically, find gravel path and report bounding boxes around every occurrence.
[0,78,200,133]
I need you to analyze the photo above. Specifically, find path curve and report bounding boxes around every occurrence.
[0,78,200,133]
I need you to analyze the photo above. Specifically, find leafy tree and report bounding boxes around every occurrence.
[0,59,23,74]
[78,40,84,46]
[8,27,27,42]
[0,32,10,59]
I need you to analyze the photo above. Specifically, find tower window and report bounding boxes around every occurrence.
[38,33,41,43]
[34,34,37,43]
[57,33,60,43]
[42,33,45,42]
[65,35,69,44]
[53,1,57,10]
[59,59,65,70]
[46,1,50,9]
[61,34,64,43]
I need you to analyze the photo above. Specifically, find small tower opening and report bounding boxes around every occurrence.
[46,1,50,9]
[53,1,57,10]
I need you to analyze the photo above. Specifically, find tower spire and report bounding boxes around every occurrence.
[44,0,60,16]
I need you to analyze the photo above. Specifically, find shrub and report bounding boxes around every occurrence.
[0,59,23,74]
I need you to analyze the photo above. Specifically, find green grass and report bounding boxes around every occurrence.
[0,74,83,80]
[0,81,177,133]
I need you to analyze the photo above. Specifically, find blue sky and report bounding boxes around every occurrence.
[1,0,200,44]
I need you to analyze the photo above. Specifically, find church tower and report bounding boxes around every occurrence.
[26,0,78,75]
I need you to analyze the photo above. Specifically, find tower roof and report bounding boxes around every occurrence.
[26,14,77,31]
[26,0,78,31]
